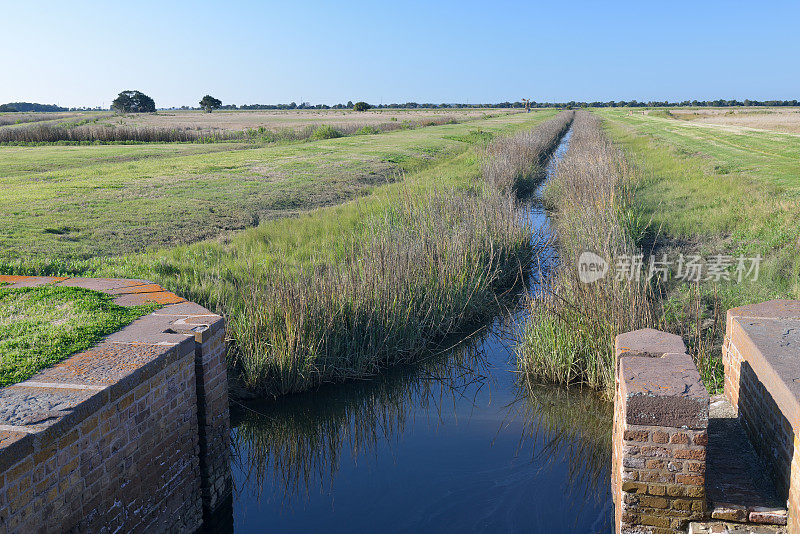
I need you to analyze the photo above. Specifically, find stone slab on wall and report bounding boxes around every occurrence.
[723,300,800,534]
[0,275,231,533]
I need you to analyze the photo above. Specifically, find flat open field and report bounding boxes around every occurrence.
[0,109,546,271]
[93,108,511,133]
[600,107,800,296]
[0,108,512,135]
[646,107,800,134]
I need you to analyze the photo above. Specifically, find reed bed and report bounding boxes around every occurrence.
[0,114,464,145]
[517,110,655,397]
[230,187,536,396]
[224,113,573,396]
[0,113,78,127]
[481,111,574,194]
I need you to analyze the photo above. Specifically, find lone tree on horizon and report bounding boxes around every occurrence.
[353,101,371,111]
[200,95,222,113]
[111,90,155,113]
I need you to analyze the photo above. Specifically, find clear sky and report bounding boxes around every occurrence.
[2,0,798,108]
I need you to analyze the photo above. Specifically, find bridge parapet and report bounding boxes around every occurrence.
[723,300,800,533]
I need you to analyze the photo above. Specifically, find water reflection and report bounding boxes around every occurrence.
[226,322,612,533]
[231,337,491,503]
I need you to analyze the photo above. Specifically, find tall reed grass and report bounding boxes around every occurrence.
[517,110,655,397]
[0,114,467,145]
[482,111,574,195]
[0,113,78,127]
[231,188,535,396]
[225,112,573,396]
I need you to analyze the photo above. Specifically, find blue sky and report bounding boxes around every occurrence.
[2,0,798,108]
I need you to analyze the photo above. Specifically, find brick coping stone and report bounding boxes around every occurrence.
[0,275,224,472]
[617,328,710,430]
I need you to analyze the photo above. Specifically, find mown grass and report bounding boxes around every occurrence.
[598,109,800,390]
[520,108,800,396]
[0,286,155,387]
[6,109,568,396]
[0,111,546,272]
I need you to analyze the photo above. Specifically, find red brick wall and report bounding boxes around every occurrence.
[612,329,708,534]
[195,319,232,514]
[0,279,232,534]
[0,343,202,532]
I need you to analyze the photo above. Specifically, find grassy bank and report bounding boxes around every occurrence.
[597,108,800,390]
[0,286,154,387]
[98,111,572,396]
[519,107,800,396]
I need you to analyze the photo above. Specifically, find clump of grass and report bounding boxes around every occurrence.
[309,125,343,140]
[482,111,574,195]
[517,110,655,397]
[230,187,538,396]
[0,286,156,386]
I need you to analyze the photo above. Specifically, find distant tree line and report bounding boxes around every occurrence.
[0,102,68,112]
[4,97,799,114]
[171,99,800,111]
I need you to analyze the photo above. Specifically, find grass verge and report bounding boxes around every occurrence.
[519,108,800,396]
[0,286,155,387]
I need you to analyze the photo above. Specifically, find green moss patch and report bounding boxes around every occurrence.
[0,286,156,387]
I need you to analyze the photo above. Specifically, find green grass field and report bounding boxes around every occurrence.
[1,111,546,273]
[597,108,800,389]
[598,109,800,300]
[2,109,561,393]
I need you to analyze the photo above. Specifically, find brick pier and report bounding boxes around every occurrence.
[612,328,709,533]
[0,276,231,532]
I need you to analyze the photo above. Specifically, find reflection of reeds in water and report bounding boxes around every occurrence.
[231,337,491,502]
[515,383,612,495]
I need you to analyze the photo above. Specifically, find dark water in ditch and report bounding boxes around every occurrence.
[218,128,615,533]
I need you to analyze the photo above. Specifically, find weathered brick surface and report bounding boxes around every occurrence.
[194,317,232,513]
[723,300,800,534]
[613,328,708,534]
[0,276,231,533]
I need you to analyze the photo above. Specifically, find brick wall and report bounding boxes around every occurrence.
[0,276,231,533]
[722,300,800,533]
[612,328,709,534]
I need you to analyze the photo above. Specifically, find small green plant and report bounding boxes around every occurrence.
[355,126,380,135]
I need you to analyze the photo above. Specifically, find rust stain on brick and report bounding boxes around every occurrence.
[113,291,186,306]
[107,283,165,295]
